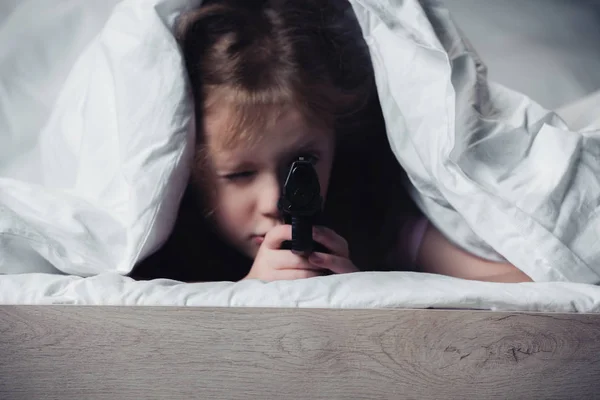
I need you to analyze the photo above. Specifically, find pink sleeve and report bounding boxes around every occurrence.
[407,217,429,264]
[396,216,429,266]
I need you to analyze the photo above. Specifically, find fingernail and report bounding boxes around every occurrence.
[309,253,323,265]
[313,226,323,236]
[292,250,309,257]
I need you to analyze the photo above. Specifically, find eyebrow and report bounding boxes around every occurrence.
[282,138,326,161]
[213,156,255,173]
[213,136,325,172]
[290,138,320,153]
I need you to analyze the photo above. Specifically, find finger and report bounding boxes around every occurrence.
[265,247,325,271]
[312,226,349,257]
[263,225,293,249]
[308,252,359,274]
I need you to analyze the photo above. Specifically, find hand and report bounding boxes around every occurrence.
[307,226,359,274]
[243,225,329,281]
[243,225,358,281]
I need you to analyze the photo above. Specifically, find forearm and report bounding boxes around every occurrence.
[416,224,533,283]
[463,269,534,283]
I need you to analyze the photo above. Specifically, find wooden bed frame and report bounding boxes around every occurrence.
[1,306,599,399]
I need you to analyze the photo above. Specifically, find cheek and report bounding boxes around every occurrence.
[212,185,251,230]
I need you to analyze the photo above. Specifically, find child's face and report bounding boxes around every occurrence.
[202,106,336,259]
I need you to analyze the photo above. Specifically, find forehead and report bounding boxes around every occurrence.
[203,104,332,158]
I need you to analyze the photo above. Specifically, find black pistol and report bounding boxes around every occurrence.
[278,156,329,256]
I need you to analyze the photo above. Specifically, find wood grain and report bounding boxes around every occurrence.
[1,306,599,400]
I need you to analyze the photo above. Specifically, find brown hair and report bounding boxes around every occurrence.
[131,0,418,282]
[176,0,374,183]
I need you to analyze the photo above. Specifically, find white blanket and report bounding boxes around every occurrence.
[352,0,600,284]
[1,0,600,285]
[0,0,194,276]
[2,272,600,312]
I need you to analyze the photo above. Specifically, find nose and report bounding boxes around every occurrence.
[257,173,282,220]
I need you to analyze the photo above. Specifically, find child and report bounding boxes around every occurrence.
[132,0,532,284]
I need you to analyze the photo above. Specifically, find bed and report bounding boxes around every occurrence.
[2,0,600,399]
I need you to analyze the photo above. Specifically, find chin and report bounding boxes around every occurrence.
[249,244,261,259]
[239,243,258,260]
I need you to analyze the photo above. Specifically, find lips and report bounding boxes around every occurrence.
[252,235,265,245]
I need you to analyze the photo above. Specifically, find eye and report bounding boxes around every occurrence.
[223,171,256,181]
